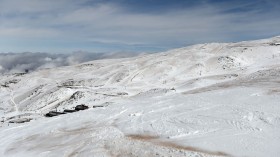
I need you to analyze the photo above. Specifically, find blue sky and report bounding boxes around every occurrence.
[0,0,280,53]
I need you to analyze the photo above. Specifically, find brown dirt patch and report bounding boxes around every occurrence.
[127,134,233,157]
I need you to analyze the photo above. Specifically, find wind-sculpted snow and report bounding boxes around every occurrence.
[1,36,280,157]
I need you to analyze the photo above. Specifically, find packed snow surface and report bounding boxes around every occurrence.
[1,36,280,157]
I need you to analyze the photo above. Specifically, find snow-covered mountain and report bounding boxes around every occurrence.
[1,36,280,157]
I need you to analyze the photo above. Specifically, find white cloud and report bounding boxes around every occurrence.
[0,52,142,74]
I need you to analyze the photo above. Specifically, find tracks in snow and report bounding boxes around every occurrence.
[9,90,19,113]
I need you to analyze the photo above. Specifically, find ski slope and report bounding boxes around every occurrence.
[1,36,280,157]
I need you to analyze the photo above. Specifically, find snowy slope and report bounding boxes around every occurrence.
[1,36,280,157]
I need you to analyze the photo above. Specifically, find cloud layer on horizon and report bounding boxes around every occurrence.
[0,51,141,74]
[0,0,280,53]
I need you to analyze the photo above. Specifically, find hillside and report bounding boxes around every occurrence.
[0,36,280,157]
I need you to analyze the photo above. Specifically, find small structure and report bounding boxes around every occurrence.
[9,118,32,124]
[45,111,66,117]
[44,104,89,118]
[75,104,89,111]
[63,109,77,113]
[93,105,103,108]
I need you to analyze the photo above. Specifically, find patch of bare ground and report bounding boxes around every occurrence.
[182,82,234,95]
[127,134,232,157]
[4,125,233,157]
[127,134,159,140]
[183,77,280,95]
[267,89,280,95]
